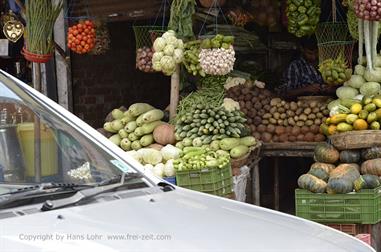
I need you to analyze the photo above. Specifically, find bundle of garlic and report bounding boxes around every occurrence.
[199,46,236,75]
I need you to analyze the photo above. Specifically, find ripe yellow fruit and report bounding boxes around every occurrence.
[353,119,368,130]
[350,103,362,114]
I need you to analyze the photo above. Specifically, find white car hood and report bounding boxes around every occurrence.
[0,187,374,252]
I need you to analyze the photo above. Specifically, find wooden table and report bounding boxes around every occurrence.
[253,142,323,210]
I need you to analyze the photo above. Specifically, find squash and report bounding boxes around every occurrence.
[354,176,366,192]
[327,163,360,194]
[314,143,340,164]
[297,174,327,193]
[340,150,361,163]
[362,174,381,189]
[361,158,381,176]
[308,162,335,182]
[361,147,381,160]
[153,124,176,145]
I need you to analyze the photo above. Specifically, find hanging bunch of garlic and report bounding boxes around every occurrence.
[198,34,236,76]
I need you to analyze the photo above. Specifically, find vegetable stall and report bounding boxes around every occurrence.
[51,0,381,249]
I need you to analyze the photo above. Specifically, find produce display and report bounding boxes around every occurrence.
[103,103,167,151]
[136,46,155,73]
[173,147,230,171]
[319,55,352,85]
[199,34,236,76]
[298,143,381,193]
[183,40,205,76]
[67,20,96,54]
[286,0,321,37]
[126,144,181,178]
[152,30,184,76]
[322,96,381,135]
[225,83,329,142]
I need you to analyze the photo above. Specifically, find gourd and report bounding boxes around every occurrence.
[336,86,359,99]
[340,150,361,163]
[308,162,335,182]
[327,163,360,194]
[314,143,340,164]
[361,158,381,176]
[153,124,176,145]
[360,82,381,96]
[297,174,327,193]
[361,147,381,160]
[354,175,380,191]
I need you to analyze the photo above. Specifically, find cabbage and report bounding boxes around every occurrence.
[160,56,175,73]
[360,82,381,96]
[163,44,175,56]
[176,39,184,49]
[144,164,154,173]
[164,160,175,177]
[153,62,162,71]
[354,64,366,76]
[336,86,359,99]
[347,74,365,89]
[173,48,183,64]
[153,37,166,52]
[126,150,142,163]
[162,30,176,39]
[164,36,178,47]
[152,52,164,63]
[327,99,341,111]
[161,144,181,161]
[140,148,162,165]
[153,163,165,178]
[354,94,364,100]
[364,68,381,82]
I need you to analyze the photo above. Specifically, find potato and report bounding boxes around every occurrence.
[291,126,301,136]
[287,110,295,117]
[239,101,246,108]
[249,110,257,118]
[277,119,284,125]
[263,113,272,119]
[290,101,298,111]
[247,118,253,124]
[262,119,269,125]
[289,135,297,142]
[323,109,330,115]
[250,125,256,133]
[262,132,273,143]
[275,126,286,135]
[254,116,262,125]
[304,107,312,115]
[278,107,285,113]
[267,124,276,133]
[280,113,287,119]
[305,120,314,126]
[257,124,267,133]
[296,108,303,115]
[299,114,308,121]
[304,132,315,142]
[316,112,324,118]
[296,121,304,127]
[258,109,265,116]
[288,118,296,126]
[310,125,320,134]
[312,107,320,114]
[242,108,248,115]
[314,118,322,125]
[296,134,305,142]
[286,126,293,133]
[280,100,286,106]
[283,120,289,127]
[245,94,252,101]
[273,112,280,120]
[263,104,271,111]
[245,101,253,108]
[297,101,303,107]
[254,102,262,110]
[309,101,318,108]
[301,126,310,134]
[314,134,326,142]
[284,103,290,110]
[279,134,288,142]
[270,98,282,106]
[308,113,316,120]
[270,107,277,114]
[269,118,277,124]
[272,135,279,142]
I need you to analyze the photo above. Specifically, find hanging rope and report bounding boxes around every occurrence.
[332,0,337,22]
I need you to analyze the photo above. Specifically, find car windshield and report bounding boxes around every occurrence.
[0,72,144,188]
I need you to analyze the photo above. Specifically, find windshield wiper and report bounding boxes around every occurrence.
[0,183,93,208]
[41,173,143,211]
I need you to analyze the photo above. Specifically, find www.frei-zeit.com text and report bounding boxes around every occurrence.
[18,233,172,242]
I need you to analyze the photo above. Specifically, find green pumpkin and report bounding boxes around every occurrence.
[298,174,327,193]
[327,163,360,194]
[314,143,340,164]
[339,150,361,163]
[361,147,381,160]
[362,174,381,189]
[354,176,366,192]
[308,162,336,182]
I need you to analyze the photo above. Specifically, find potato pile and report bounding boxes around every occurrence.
[225,84,329,143]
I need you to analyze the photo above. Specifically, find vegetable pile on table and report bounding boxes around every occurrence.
[126,144,181,178]
[103,103,169,151]
[173,147,230,171]
[286,0,321,37]
[152,30,184,76]
[199,34,236,76]
[322,95,381,135]
[319,55,352,85]
[225,82,329,142]
[298,143,381,193]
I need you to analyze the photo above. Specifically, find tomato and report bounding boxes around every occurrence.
[87,38,93,44]
[77,23,83,29]
[73,30,79,35]
[84,28,90,34]
[74,39,80,45]
[84,20,91,26]
[80,41,86,46]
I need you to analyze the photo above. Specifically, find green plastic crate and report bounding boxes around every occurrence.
[295,187,381,224]
[176,165,233,196]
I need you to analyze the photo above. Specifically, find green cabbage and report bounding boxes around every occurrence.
[163,44,175,56]
[336,86,359,99]
[347,74,365,89]
[173,48,183,64]
[153,37,166,52]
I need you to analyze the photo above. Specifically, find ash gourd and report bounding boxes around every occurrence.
[354,0,381,82]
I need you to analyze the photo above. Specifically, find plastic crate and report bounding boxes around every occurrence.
[325,224,372,246]
[176,165,233,196]
[295,187,381,224]
[163,176,176,185]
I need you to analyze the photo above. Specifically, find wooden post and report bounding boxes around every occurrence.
[169,65,180,119]
[32,62,42,183]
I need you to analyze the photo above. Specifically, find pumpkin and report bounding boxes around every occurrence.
[327,163,360,194]
[362,174,381,189]
[153,124,176,145]
[361,147,381,160]
[361,158,381,176]
[314,143,340,164]
[308,162,335,182]
[297,174,327,193]
[354,176,366,192]
[340,150,361,163]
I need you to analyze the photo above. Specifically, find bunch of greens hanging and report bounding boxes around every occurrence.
[25,0,63,54]
[168,0,195,40]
